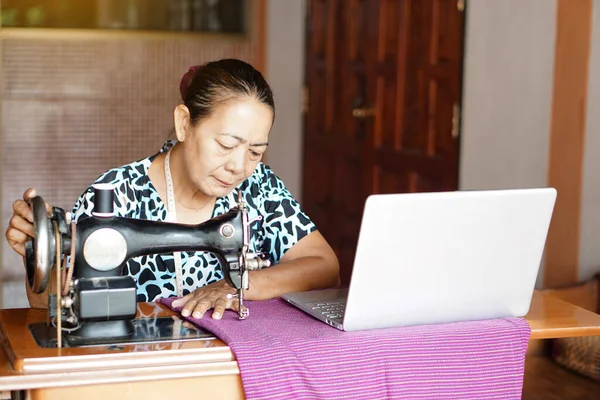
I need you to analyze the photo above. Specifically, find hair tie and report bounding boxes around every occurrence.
[179,65,201,101]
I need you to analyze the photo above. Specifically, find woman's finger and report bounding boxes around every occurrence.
[212,297,229,320]
[5,225,31,258]
[191,299,213,319]
[10,243,26,258]
[180,297,198,317]
[225,297,249,317]
[171,293,193,308]
[23,188,37,200]
[21,188,52,215]
[6,227,30,247]
[9,214,34,237]
[7,196,37,258]
[13,200,34,223]
[227,295,240,312]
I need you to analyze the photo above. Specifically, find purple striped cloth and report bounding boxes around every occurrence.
[160,297,531,400]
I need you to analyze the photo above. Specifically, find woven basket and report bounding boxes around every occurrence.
[552,336,600,382]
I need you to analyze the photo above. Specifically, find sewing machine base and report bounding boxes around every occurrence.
[28,317,214,348]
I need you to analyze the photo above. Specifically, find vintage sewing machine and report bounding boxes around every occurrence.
[24,184,270,348]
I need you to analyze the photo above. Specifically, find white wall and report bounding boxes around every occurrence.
[459,0,557,191]
[579,0,600,281]
[264,0,305,199]
[459,0,558,288]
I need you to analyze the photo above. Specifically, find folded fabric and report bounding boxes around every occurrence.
[159,297,531,400]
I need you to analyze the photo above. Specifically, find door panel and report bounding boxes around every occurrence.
[303,0,465,284]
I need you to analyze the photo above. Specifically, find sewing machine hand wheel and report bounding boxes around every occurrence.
[25,196,55,294]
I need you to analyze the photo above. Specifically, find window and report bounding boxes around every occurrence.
[0,0,246,34]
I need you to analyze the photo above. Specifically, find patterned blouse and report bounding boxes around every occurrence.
[71,141,316,302]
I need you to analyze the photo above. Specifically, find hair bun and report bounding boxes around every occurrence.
[179,65,200,101]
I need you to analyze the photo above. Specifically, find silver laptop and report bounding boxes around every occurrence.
[282,188,557,331]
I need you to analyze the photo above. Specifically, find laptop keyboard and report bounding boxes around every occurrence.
[307,300,346,320]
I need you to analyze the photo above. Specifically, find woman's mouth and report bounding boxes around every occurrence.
[214,177,233,187]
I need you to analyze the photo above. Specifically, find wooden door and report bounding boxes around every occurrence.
[302,0,465,284]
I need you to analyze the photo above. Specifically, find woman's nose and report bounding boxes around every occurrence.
[224,150,245,174]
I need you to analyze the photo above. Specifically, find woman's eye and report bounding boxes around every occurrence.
[218,143,234,151]
[250,150,262,157]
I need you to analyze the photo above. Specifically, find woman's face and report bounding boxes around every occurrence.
[176,96,273,198]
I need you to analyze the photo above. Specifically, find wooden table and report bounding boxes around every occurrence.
[0,302,245,400]
[526,290,600,339]
[0,291,598,399]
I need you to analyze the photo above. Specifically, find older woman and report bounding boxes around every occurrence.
[6,58,340,320]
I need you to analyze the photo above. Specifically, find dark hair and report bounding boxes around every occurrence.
[179,59,275,125]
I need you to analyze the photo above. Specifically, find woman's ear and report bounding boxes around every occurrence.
[174,104,191,142]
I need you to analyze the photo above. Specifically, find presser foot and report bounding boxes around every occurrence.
[228,291,249,320]
[238,300,249,320]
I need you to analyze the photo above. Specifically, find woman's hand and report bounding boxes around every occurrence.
[171,280,244,320]
[5,188,49,257]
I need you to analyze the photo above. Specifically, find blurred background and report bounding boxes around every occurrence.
[0,0,599,311]
[1,1,600,397]
[0,0,258,308]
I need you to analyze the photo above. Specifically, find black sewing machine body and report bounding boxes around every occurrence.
[25,185,269,348]
[73,209,245,281]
